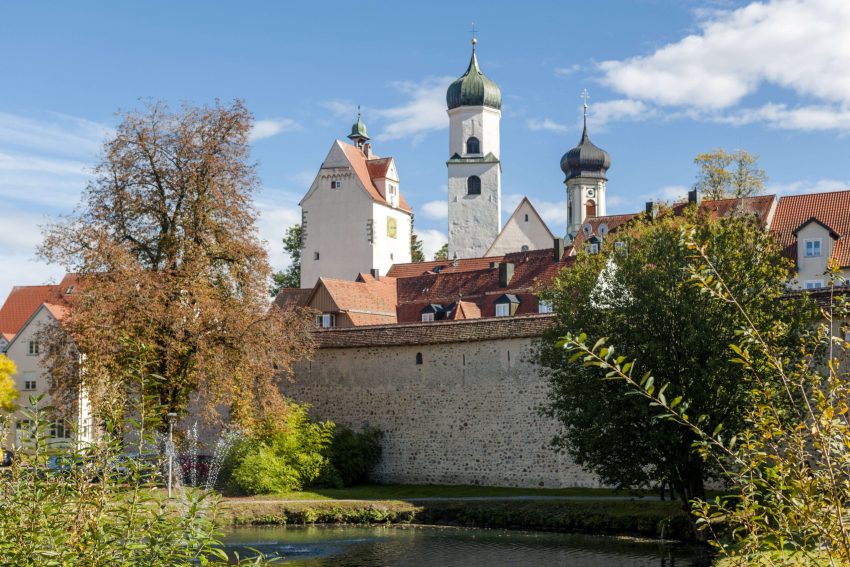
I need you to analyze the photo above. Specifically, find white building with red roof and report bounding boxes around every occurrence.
[299,113,413,288]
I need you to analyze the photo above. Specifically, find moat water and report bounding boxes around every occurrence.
[220,525,712,566]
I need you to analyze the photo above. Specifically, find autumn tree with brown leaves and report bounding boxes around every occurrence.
[39,100,314,431]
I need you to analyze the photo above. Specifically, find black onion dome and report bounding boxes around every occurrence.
[560,122,611,181]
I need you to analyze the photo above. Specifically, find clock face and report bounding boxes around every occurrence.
[586,188,596,198]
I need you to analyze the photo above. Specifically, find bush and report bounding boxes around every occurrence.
[326,425,382,487]
[222,406,383,495]
[224,402,334,495]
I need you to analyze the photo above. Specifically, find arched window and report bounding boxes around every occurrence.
[467,176,481,195]
[416,352,423,365]
[585,199,597,218]
[466,137,480,154]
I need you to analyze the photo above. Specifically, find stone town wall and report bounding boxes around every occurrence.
[283,315,601,488]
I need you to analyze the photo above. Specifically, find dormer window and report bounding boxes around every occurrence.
[805,239,822,257]
[494,294,520,317]
[466,137,480,154]
[585,236,601,254]
[421,304,447,322]
[315,313,336,328]
[467,176,481,195]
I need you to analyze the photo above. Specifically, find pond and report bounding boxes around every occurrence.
[221,525,712,566]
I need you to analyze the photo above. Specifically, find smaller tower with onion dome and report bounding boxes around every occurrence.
[446,31,502,260]
[562,90,611,239]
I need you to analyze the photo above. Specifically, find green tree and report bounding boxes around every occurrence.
[565,255,850,563]
[410,215,425,263]
[693,148,767,200]
[0,355,18,412]
[538,207,814,508]
[433,243,449,261]
[270,223,304,295]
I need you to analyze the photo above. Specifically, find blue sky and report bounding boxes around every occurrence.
[2,0,849,300]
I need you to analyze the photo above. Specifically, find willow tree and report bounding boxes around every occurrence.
[40,100,314,430]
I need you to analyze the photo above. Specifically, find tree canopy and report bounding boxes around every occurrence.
[270,224,304,295]
[0,355,18,412]
[40,100,314,430]
[410,215,425,263]
[538,207,815,505]
[433,243,449,261]
[693,148,767,200]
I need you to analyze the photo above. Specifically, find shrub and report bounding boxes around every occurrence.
[225,402,335,495]
[326,425,383,487]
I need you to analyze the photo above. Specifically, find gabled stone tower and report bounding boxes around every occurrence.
[446,38,502,259]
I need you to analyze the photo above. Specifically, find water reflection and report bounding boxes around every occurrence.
[221,525,712,566]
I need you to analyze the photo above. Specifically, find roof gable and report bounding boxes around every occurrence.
[6,303,61,351]
[792,216,840,239]
[771,189,850,267]
[0,277,76,337]
[485,197,556,257]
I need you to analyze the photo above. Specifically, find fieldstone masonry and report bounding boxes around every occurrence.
[284,315,601,488]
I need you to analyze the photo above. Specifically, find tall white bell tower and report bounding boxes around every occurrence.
[446,36,502,260]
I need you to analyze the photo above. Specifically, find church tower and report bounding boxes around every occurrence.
[561,92,611,239]
[446,37,502,259]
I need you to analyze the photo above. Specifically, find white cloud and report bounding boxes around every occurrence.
[0,112,110,157]
[255,196,302,272]
[597,0,850,131]
[0,206,66,305]
[375,76,453,142]
[589,99,654,129]
[249,118,301,142]
[554,64,581,78]
[526,118,569,133]
[421,200,448,220]
[718,103,850,132]
[417,228,447,260]
[768,178,850,196]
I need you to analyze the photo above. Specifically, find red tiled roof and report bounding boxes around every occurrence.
[0,276,77,338]
[338,143,412,213]
[316,276,398,316]
[365,157,392,180]
[312,313,555,349]
[273,288,312,310]
[771,190,850,266]
[452,300,481,320]
[394,248,573,323]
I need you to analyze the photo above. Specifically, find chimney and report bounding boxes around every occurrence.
[553,237,565,263]
[363,142,372,158]
[645,201,654,216]
[688,189,701,205]
[498,262,514,288]
[370,268,380,280]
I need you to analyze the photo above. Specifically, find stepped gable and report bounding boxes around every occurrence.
[338,143,412,213]
[313,313,554,349]
[771,189,850,266]
[0,274,78,339]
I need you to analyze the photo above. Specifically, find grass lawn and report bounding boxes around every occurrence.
[228,483,658,501]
